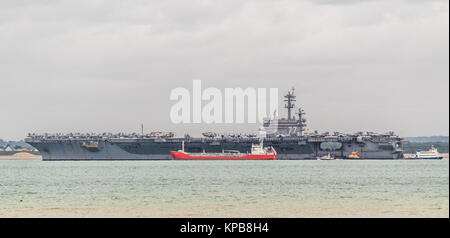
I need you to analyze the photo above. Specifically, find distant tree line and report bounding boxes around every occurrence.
[0,151,41,156]
[404,136,449,143]
[402,142,449,153]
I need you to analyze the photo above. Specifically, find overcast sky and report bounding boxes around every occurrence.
[0,0,448,140]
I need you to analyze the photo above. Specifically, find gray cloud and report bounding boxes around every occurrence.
[0,0,448,140]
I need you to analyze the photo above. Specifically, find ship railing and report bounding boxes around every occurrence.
[223,150,241,153]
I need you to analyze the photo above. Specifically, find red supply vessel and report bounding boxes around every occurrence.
[170,140,277,160]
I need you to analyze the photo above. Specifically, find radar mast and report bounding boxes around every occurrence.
[284,87,296,120]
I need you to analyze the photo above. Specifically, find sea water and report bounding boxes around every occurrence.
[0,160,448,217]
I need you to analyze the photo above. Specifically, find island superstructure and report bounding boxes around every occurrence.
[25,89,405,160]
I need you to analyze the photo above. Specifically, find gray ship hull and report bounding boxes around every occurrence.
[27,140,170,161]
[27,137,403,161]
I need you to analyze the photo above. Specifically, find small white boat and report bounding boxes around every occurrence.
[415,145,443,160]
[317,153,335,160]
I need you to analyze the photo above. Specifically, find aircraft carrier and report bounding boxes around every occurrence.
[25,89,405,160]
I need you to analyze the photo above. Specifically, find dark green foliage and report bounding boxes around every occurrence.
[402,142,449,153]
[0,151,41,156]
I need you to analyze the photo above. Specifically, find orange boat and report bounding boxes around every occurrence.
[348,151,360,159]
[170,141,277,160]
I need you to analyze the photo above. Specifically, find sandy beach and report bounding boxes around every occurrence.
[1,202,448,218]
[0,155,41,160]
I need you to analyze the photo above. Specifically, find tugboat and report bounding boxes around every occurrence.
[170,140,277,160]
[415,145,443,160]
[348,151,360,159]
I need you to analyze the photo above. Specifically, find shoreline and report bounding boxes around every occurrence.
[1,202,448,218]
[0,155,42,160]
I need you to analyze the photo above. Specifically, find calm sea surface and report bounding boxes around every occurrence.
[0,160,448,209]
